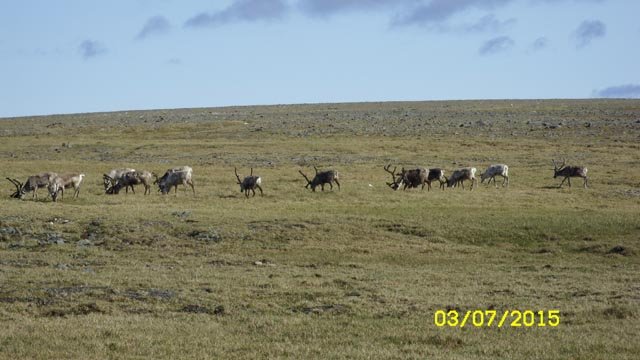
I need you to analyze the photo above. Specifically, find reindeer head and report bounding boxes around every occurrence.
[103,174,113,192]
[383,164,403,190]
[6,178,25,198]
[299,167,322,191]
[552,159,566,178]
[48,180,62,202]
[103,174,119,194]
[235,167,254,192]
[299,170,312,190]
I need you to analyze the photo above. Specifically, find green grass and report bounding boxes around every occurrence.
[1,99,639,359]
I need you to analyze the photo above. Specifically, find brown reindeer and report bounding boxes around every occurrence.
[299,167,340,192]
[446,167,477,190]
[384,165,425,190]
[384,164,445,191]
[156,166,195,195]
[106,170,153,195]
[6,172,57,199]
[235,167,263,197]
[103,168,136,193]
[553,159,588,188]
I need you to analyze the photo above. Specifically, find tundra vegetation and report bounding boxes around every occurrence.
[0,100,639,359]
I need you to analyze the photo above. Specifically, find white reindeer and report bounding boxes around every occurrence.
[480,164,509,187]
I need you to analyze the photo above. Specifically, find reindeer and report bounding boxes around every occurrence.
[47,176,65,202]
[58,173,85,199]
[480,164,509,187]
[552,159,588,188]
[103,168,135,193]
[299,167,340,192]
[384,165,425,190]
[235,168,263,197]
[6,172,58,199]
[446,167,477,190]
[107,170,153,195]
[426,168,447,191]
[384,165,446,191]
[156,166,195,195]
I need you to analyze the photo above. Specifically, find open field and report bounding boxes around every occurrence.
[1,99,639,359]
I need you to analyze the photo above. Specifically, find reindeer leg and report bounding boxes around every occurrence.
[189,180,195,195]
[257,185,263,196]
[251,188,256,197]
[584,176,588,189]
[559,177,567,188]
[567,177,572,188]
[334,179,340,191]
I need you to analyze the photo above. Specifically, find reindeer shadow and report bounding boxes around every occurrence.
[540,185,563,190]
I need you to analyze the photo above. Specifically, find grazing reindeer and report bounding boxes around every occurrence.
[480,164,509,187]
[383,164,403,190]
[235,167,263,197]
[384,165,426,190]
[107,170,153,195]
[156,166,195,195]
[299,166,340,192]
[47,176,65,202]
[6,178,25,199]
[384,164,445,191]
[103,168,136,193]
[6,172,58,199]
[446,167,477,190]
[552,159,588,188]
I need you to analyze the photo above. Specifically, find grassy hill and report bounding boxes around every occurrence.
[1,99,639,359]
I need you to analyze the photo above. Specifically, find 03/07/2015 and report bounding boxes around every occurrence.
[434,309,560,328]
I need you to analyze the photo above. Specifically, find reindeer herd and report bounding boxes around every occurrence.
[5,159,588,202]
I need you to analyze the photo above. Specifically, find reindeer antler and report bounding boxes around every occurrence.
[383,164,397,175]
[383,164,397,182]
[6,177,23,198]
[6,177,20,187]
[234,167,242,184]
[313,166,319,175]
[299,170,311,188]
[383,164,402,190]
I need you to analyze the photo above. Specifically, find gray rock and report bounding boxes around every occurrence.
[42,233,65,245]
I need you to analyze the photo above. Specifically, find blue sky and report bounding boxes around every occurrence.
[1,0,639,118]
